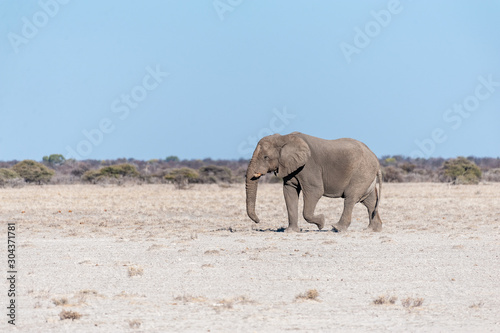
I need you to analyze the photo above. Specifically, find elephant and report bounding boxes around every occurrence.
[245,132,383,232]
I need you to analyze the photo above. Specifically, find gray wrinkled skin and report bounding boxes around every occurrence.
[245,132,383,232]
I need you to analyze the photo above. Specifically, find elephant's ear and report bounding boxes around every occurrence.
[277,135,311,178]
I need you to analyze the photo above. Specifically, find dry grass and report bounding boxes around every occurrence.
[4,183,499,331]
[2,183,498,239]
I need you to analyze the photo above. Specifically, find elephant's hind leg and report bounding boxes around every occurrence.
[302,191,325,230]
[332,198,356,232]
[361,189,382,232]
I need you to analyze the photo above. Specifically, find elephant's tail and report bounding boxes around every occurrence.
[372,168,382,219]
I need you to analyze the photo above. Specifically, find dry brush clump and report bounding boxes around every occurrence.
[59,309,82,321]
[173,294,255,313]
[127,266,144,277]
[52,297,69,306]
[469,301,484,309]
[372,295,423,308]
[295,289,320,302]
[401,297,424,308]
[483,168,500,182]
[212,296,256,312]
[128,319,142,329]
[382,166,403,183]
[373,295,398,305]
[204,249,220,255]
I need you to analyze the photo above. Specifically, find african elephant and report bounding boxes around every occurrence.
[245,132,383,232]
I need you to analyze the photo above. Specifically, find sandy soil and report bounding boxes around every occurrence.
[1,183,499,332]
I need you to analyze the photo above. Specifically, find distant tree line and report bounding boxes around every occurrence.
[0,154,499,188]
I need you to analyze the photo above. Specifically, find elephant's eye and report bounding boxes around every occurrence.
[264,155,269,160]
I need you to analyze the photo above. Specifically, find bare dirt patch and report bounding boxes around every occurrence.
[1,183,499,331]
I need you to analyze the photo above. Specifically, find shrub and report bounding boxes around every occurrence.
[164,168,199,189]
[198,165,233,183]
[164,168,199,181]
[384,157,396,164]
[82,163,139,183]
[12,160,55,184]
[0,168,19,180]
[165,155,180,162]
[383,166,403,183]
[442,157,482,184]
[0,168,24,187]
[42,154,66,166]
[99,164,139,178]
[483,168,500,182]
[70,162,91,177]
[400,163,416,173]
[82,170,104,183]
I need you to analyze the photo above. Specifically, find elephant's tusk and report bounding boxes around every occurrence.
[253,173,262,178]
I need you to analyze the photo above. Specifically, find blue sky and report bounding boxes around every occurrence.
[1,0,499,161]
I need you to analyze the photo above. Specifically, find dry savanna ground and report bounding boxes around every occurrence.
[1,183,499,332]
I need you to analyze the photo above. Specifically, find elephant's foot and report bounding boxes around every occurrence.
[304,214,325,230]
[285,226,300,233]
[367,221,382,232]
[332,222,349,232]
[311,220,325,230]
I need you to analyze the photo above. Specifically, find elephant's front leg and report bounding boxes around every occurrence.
[283,182,301,232]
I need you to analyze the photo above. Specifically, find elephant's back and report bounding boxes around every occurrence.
[296,134,374,159]
[292,133,379,167]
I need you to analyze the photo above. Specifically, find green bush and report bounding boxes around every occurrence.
[82,164,139,183]
[81,170,104,183]
[0,168,20,180]
[384,157,396,164]
[165,155,180,162]
[165,168,199,189]
[0,168,23,187]
[442,157,482,184]
[198,165,233,183]
[99,164,139,178]
[43,154,66,166]
[164,168,199,181]
[12,160,55,184]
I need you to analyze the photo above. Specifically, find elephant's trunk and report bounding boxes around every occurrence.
[245,152,260,223]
